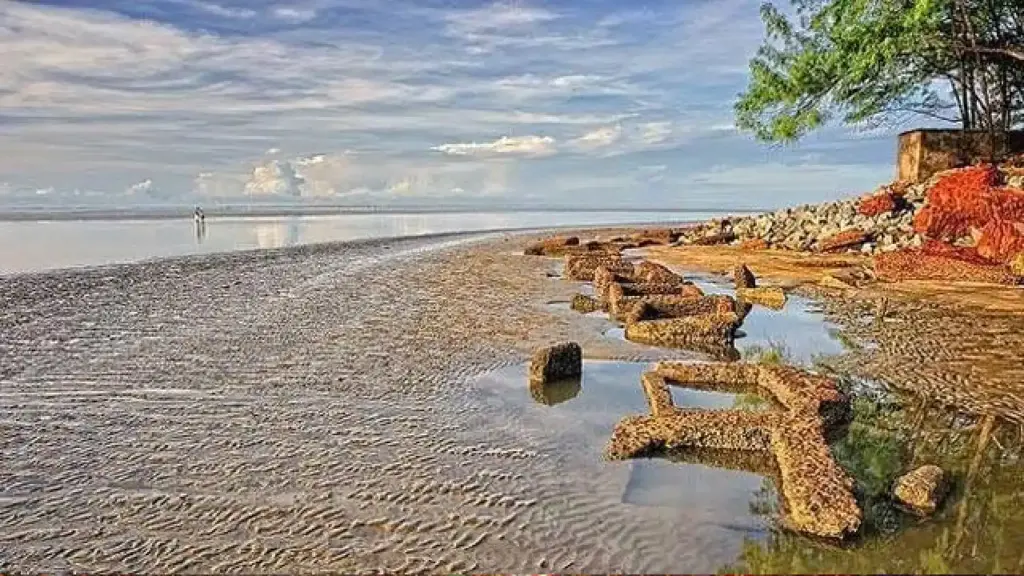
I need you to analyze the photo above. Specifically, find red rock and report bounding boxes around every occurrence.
[858,192,898,217]
[912,165,1001,239]
[976,219,1024,262]
[818,229,870,253]
[740,238,770,251]
[988,187,1024,222]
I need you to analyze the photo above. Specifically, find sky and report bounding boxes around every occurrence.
[0,0,904,209]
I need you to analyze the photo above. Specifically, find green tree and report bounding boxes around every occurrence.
[736,0,1024,143]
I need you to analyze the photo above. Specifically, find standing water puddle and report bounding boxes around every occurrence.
[687,273,846,365]
[472,360,774,544]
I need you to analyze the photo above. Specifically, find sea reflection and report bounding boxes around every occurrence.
[720,384,1024,574]
[194,220,207,244]
[0,210,726,275]
[253,219,301,249]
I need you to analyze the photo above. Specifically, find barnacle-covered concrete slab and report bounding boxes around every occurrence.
[605,361,861,540]
[623,312,741,347]
[565,253,633,281]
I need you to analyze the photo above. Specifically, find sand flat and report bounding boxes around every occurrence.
[0,232,768,574]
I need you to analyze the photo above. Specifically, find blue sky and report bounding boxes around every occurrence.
[0,0,901,209]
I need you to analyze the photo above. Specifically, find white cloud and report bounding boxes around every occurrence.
[432,135,556,158]
[572,126,623,149]
[271,7,318,23]
[126,178,156,195]
[0,0,894,206]
[639,122,673,144]
[444,3,559,33]
[187,1,257,19]
[243,159,306,196]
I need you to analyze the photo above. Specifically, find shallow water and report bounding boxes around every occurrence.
[472,360,773,548]
[0,210,720,275]
[684,273,847,365]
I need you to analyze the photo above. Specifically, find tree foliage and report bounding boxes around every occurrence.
[736,0,1024,143]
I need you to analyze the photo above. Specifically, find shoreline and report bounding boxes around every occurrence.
[1,221,697,278]
[1,224,1021,572]
[0,206,763,223]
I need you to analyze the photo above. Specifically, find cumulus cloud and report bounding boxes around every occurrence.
[243,160,306,196]
[125,179,156,196]
[432,135,556,158]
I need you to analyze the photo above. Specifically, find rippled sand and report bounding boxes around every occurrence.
[0,232,766,573]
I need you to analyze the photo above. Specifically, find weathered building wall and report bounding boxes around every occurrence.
[897,129,1024,183]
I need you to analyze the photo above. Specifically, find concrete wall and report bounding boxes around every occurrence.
[897,129,1024,183]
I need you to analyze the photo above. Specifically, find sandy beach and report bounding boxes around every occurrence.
[0,230,748,574]
[2,227,1022,573]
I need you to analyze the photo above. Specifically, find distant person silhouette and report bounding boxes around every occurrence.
[193,206,207,244]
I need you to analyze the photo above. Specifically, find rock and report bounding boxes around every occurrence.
[631,228,679,245]
[819,229,870,253]
[859,192,899,217]
[734,263,757,289]
[893,465,948,516]
[524,236,579,256]
[634,261,686,285]
[911,164,1002,240]
[565,253,631,281]
[736,286,787,310]
[570,294,601,314]
[624,312,741,347]
[624,294,737,323]
[691,231,738,246]
[529,342,582,385]
[976,219,1024,263]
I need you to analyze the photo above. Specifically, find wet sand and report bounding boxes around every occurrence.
[4,229,1023,574]
[646,244,1024,424]
[0,230,755,574]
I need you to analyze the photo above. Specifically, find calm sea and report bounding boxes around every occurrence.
[0,210,735,275]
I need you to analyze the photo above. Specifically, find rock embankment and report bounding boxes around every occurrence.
[678,182,928,255]
[677,162,1024,284]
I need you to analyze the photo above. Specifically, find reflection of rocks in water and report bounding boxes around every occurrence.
[737,287,787,310]
[529,376,582,406]
[607,361,861,540]
[723,389,1024,574]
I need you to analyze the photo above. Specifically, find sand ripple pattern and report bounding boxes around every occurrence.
[0,233,736,574]
[800,286,1024,423]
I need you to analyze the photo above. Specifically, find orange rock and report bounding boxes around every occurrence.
[818,229,870,253]
[912,164,1001,239]
[976,219,1024,262]
[858,192,898,217]
[740,238,770,251]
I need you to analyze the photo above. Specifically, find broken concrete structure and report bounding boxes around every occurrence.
[605,361,860,540]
